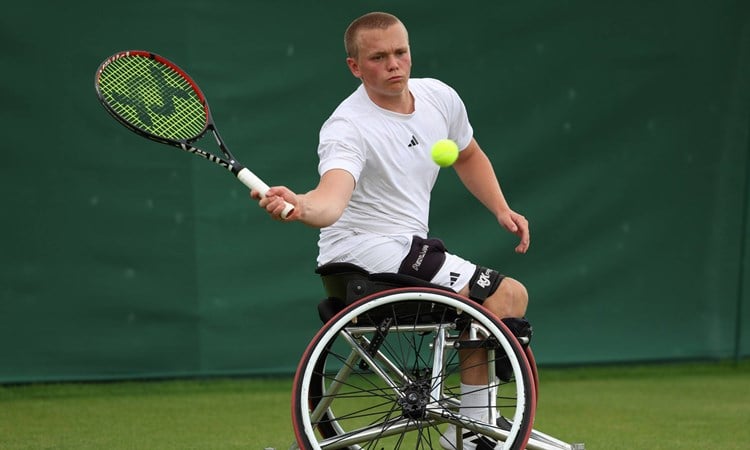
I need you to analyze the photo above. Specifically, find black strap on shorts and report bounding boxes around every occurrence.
[397,236,447,282]
[468,266,504,303]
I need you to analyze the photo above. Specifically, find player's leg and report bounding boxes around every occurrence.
[397,239,532,446]
[457,275,528,386]
[480,277,529,318]
[435,267,530,449]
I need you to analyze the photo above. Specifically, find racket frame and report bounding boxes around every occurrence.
[95,50,291,216]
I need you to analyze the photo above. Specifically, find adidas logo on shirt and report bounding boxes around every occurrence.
[449,272,460,286]
[407,135,419,147]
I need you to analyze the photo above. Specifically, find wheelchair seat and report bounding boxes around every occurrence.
[315,262,453,323]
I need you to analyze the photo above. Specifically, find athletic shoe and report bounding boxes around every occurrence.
[439,425,501,450]
[439,416,512,450]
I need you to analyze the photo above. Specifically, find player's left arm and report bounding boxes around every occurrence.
[453,138,530,254]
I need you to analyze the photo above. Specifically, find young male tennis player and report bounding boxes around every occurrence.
[253,12,531,449]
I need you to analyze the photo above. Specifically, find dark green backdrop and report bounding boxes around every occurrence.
[1,0,748,382]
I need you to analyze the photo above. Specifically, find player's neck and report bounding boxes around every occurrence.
[366,88,414,114]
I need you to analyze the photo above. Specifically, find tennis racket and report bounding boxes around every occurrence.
[94,50,294,218]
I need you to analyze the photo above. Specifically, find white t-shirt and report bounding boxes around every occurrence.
[316,78,474,271]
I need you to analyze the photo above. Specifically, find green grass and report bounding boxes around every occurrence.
[532,361,750,449]
[1,361,748,449]
[0,378,294,449]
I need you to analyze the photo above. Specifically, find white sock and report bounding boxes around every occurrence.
[459,378,500,422]
[459,382,491,420]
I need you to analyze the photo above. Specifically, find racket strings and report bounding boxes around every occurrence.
[99,56,206,141]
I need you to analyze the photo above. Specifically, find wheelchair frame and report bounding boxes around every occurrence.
[290,263,584,450]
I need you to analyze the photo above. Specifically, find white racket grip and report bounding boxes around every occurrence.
[237,167,294,219]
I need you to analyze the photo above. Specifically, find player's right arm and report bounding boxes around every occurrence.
[253,168,355,228]
[453,138,530,254]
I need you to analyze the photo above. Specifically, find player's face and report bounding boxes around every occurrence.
[347,23,412,103]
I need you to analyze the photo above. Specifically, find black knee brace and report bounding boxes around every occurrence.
[496,317,533,381]
[468,266,504,303]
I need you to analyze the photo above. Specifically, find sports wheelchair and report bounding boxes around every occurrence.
[290,262,584,450]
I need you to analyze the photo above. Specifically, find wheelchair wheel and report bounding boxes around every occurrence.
[525,346,540,410]
[292,287,536,450]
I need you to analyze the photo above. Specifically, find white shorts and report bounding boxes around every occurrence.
[318,232,477,293]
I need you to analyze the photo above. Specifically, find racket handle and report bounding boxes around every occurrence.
[237,168,294,219]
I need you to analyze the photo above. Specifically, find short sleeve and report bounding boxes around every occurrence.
[317,117,366,182]
[444,84,473,151]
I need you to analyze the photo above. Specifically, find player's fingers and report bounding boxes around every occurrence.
[266,186,292,199]
[514,216,530,253]
[515,234,530,253]
[499,214,518,233]
[257,196,273,212]
[264,196,292,221]
[505,212,523,230]
[252,186,296,221]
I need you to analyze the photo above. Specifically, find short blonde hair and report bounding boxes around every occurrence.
[344,12,405,58]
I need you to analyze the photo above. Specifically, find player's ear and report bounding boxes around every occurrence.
[346,57,361,78]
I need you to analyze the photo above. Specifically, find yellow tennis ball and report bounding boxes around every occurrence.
[431,139,459,167]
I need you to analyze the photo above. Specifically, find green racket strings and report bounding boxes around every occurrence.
[99,56,206,141]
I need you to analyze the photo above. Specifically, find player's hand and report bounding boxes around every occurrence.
[251,186,300,221]
[497,209,530,254]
